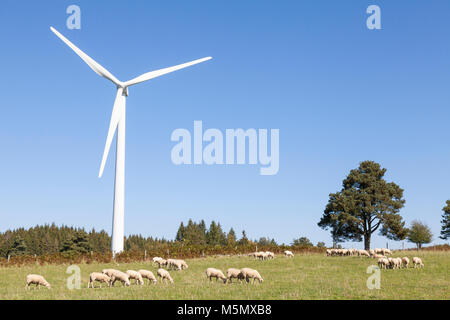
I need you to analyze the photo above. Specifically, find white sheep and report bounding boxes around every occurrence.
[110,270,131,287]
[382,248,392,256]
[284,250,294,258]
[138,270,157,284]
[373,254,386,259]
[25,274,51,290]
[157,259,168,268]
[265,251,275,259]
[226,268,244,283]
[126,270,144,285]
[358,249,370,257]
[88,272,111,288]
[157,268,174,283]
[102,268,120,278]
[412,257,424,268]
[205,268,227,283]
[378,258,390,269]
[240,268,263,284]
[401,257,410,268]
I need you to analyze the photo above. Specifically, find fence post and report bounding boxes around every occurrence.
[144,250,147,260]
[7,255,10,263]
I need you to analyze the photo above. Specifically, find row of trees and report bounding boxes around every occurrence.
[0,221,289,258]
[174,219,277,247]
[318,160,450,249]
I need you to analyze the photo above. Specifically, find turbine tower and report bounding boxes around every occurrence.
[50,27,211,255]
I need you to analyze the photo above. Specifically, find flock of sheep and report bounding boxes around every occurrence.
[326,248,425,270]
[249,250,294,260]
[24,253,274,290]
[23,248,424,290]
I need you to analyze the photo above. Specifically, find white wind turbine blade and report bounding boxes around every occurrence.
[99,88,125,178]
[50,26,121,86]
[123,57,212,87]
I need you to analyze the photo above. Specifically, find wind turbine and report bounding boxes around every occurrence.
[50,27,211,255]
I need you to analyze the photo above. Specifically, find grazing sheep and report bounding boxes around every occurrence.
[240,268,263,284]
[390,257,402,269]
[88,272,111,288]
[383,249,392,256]
[378,258,390,269]
[265,251,275,259]
[157,268,174,283]
[226,268,244,283]
[166,259,187,270]
[284,250,294,258]
[401,257,410,268]
[110,270,131,287]
[102,268,120,278]
[138,270,157,284]
[157,259,168,268]
[358,250,370,257]
[373,254,386,259]
[25,274,51,290]
[412,257,424,268]
[206,268,227,283]
[126,270,144,285]
[369,249,376,256]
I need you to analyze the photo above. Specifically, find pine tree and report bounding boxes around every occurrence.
[227,228,237,246]
[175,222,185,242]
[440,200,450,240]
[238,230,249,246]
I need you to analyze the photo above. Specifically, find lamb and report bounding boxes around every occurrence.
[25,274,51,290]
[206,268,227,283]
[110,270,131,287]
[401,257,410,268]
[138,270,157,284]
[226,268,244,283]
[88,272,111,288]
[126,270,144,285]
[412,257,424,268]
[284,250,294,258]
[157,268,174,283]
[240,268,263,284]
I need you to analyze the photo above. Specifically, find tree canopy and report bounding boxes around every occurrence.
[408,220,433,249]
[318,161,408,250]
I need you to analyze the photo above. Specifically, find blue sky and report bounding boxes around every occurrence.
[0,1,449,249]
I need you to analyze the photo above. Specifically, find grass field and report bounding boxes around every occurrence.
[0,251,448,300]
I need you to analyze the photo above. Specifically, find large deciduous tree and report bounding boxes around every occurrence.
[318,161,408,250]
[440,200,450,240]
[408,220,433,249]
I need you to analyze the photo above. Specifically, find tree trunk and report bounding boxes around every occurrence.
[364,234,371,250]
